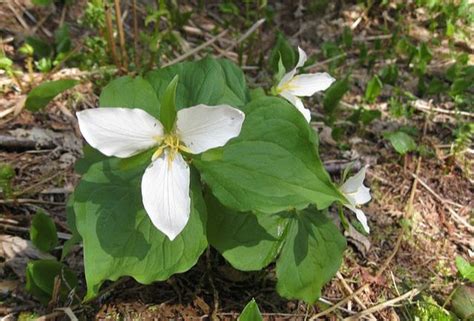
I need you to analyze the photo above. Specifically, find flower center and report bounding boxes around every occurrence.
[152,133,191,164]
[276,81,297,94]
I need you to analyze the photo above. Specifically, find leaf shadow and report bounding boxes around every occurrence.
[74,159,151,260]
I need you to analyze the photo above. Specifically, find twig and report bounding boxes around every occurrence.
[162,30,228,67]
[114,0,128,70]
[343,289,420,321]
[411,173,473,232]
[336,272,377,321]
[6,1,29,31]
[0,134,56,151]
[310,217,406,320]
[14,172,62,197]
[0,198,65,205]
[412,99,474,118]
[217,18,266,57]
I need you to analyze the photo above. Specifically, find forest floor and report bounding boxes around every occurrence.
[0,0,472,320]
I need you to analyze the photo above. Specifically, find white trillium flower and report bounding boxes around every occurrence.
[276,47,335,122]
[76,104,245,240]
[340,166,372,233]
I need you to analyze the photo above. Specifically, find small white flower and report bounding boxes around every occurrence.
[77,104,245,240]
[276,47,335,122]
[340,166,372,233]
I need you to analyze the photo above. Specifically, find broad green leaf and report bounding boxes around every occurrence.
[268,32,297,73]
[455,256,474,281]
[74,158,208,299]
[384,131,416,155]
[216,58,250,105]
[26,260,78,304]
[194,97,346,214]
[276,208,346,303]
[451,285,474,320]
[160,75,179,132]
[323,77,350,115]
[74,144,107,175]
[25,79,78,112]
[145,58,248,110]
[30,211,58,253]
[364,75,383,103]
[61,194,81,260]
[99,76,160,117]
[206,194,289,271]
[239,299,263,321]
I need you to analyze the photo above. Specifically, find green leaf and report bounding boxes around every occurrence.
[451,285,474,320]
[275,55,286,83]
[25,37,52,58]
[0,57,13,70]
[364,75,383,103]
[74,144,107,174]
[216,58,250,105]
[194,97,346,214]
[323,77,350,115]
[99,76,160,117]
[26,260,78,304]
[25,79,78,112]
[30,211,58,253]
[54,24,71,53]
[384,131,416,155]
[73,158,208,300]
[276,208,346,303]
[160,75,179,132]
[268,32,297,73]
[455,256,474,281]
[61,195,81,260]
[207,194,288,271]
[239,299,263,321]
[146,57,248,110]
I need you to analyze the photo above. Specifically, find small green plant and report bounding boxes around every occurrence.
[0,163,15,199]
[27,211,78,304]
[239,299,263,321]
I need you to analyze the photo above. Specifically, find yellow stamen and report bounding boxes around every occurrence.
[152,133,190,167]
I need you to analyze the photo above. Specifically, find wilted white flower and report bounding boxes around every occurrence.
[77,104,245,240]
[340,166,372,233]
[276,47,335,122]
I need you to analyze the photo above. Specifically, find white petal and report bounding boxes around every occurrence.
[286,72,335,97]
[141,151,190,240]
[341,166,371,205]
[77,108,163,158]
[279,91,311,122]
[276,47,309,90]
[295,47,308,69]
[176,104,245,154]
[345,205,370,234]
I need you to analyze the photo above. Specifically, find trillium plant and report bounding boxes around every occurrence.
[274,47,335,122]
[68,49,372,303]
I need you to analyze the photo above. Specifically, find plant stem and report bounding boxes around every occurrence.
[104,3,121,70]
[131,0,140,69]
[114,0,128,71]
